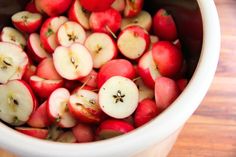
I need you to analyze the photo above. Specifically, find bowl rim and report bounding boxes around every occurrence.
[0,0,221,156]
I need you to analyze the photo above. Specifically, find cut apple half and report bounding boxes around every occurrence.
[0,42,28,84]
[111,0,125,12]
[134,78,154,102]
[68,0,90,30]
[69,89,102,123]
[117,25,150,60]
[48,88,77,128]
[27,33,50,63]
[57,21,86,47]
[85,33,117,68]
[16,127,48,139]
[11,11,42,33]
[53,43,93,80]
[56,131,77,143]
[99,76,139,119]
[0,27,26,49]
[121,11,152,31]
[0,80,36,126]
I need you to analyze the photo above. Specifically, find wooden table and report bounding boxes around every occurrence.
[1,0,235,156]
[169,0,236,156]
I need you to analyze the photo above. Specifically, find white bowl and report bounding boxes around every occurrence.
[0,0,220,156]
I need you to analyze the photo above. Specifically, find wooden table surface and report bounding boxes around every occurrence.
[1,0,235,157]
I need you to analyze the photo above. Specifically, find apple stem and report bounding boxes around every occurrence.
[132,77,141,82]
[79,75,94,90]
[105,25,117,39]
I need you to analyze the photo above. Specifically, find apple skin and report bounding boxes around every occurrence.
[36,58,63,80]
[153,9,177,41]
[79,70,98,88]
[23,64,36,83]
[89,8,122,34]
[72,123,94,143]
[12,12,42,33]
[96,119,134,140]
[176,79,188,92]
[134,99,160,127]
[27,101,51,128]
[152,41,183,77]
[16,127,48,139]
[25,1,39,13]
[124,0,144,18]
[155,77,180,110]
[35,0,72,17]
[97,59,136,88]
[80,0,115,12]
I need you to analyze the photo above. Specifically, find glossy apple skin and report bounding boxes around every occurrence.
[124,0,143,17]
[176,79,188,92]
[89,8,121,34]
[16,127,48,139]
[155,77,180,111]
[25,1,39,13]
[153,9,177,41]
[35,0,72,17]
[152,41,183,77]
[36,58,62,80]
[72,123,94,143]
[134,99,160,127]
[23,64,36,83]
[80,0,115,12]
[27,101,51,128]
[96,119,134,140]
[97,59,136,88]
[79,70,98,88]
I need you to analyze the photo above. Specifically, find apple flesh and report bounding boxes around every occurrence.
[0,80,36,126]
[99,76,139,119]
[124,0,143,17]
[152,41,183,77]
[72,123,94,143]
[56,131,77,143]
[89,8,122,35]
[27,101,51,128]
[153,9,177,41]
[0,27,26,49]
[29,75,64,99]
[117,25,150,60]
[27,33,50,63]
[0,42,28,84]
[57,21,86,47]
[134,78,154,102]
[97,59,136,88]
[111,0,125,12]
[80,0,115,12]
[69,89,102,123]
[121,11,152,32]
[16,127,48,139]
[68,0,90,30]
[85,32,118,68]
[40,16,68,53]
[138,51,161,88]
[47,88,77,128]
[11,11,42,33]
[53,43,93,80]
[96,119,134,140]
[155,77,180,110]
[35,0,72,17]
[134,98,160,127]
[36,58,62,80]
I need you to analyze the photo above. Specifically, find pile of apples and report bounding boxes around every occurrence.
[0,0,188,142]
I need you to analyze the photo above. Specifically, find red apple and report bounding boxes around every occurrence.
[97,59,136,88]
[11,11,42,33]
[23,64,37,83]
[153,9,177,41]
[111,0,125,12]
[124,0,143,17]
[80,0,115,12]
[68,0,90,30]
[152,41,183,77]
[79,70,98,88]
[134,78,154,102]
[27,101,51,128]
[25,1,39,13]
[72,123,94,143]
[36,58,63,80]
[40,16,68,53]
[134,99,160,127]
[96,119,134,140]
[56,131,77,143]
[16,127,48,139]
[89,8,121,35]
[155,77,180,110]
[176,79,188,92]
[35,0,72,17]
[117,25,150,60]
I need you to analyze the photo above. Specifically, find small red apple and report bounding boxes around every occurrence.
[80,0,115,12]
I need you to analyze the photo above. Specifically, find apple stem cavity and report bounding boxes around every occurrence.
[105,25,117,39]
[132,77,141,82]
